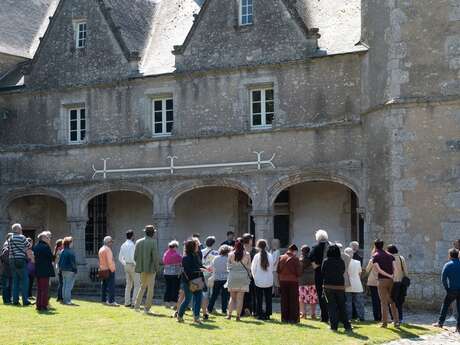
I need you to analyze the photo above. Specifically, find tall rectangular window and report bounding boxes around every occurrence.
[250,88,274,129]
[69,107,86,143]
[76,22,87,48]
[153,98,173,136]
[240,0,253,26]
[85,194,107,257]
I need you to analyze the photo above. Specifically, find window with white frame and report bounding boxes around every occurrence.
[240,0,253,26]
[250,88,274,128]
[153,98,174,136]
[75,21,87,48]
[69,107,86,143]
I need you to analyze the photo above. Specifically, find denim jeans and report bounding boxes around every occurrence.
[207,280,229,314]
[9,259,29,304]
[57,271,63,301]
[62,271,76,304]
[369,286,382,321]
[1,273,12,304]
[101,272,115,303]
[178,281,203,319]
[345,292,365,320]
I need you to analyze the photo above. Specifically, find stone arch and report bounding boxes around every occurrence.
[267,172,362,207]
[167,178,254,215]
[78,182,155,216]
[1,187,68,218]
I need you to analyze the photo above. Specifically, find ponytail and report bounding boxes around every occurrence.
[257,240,269,271]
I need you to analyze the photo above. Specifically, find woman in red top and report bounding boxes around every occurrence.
[277,244,302,323]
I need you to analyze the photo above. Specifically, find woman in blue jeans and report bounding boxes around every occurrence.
[58,237,77,305]
[177,239,206,324]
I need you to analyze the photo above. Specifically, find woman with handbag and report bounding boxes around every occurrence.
[387,244,409,322]
[177,239,207,324]
[225,239,251,321]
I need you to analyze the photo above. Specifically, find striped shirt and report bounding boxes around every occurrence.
[8,234,27,260]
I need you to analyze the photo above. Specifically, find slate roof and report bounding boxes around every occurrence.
[0,0,59,58]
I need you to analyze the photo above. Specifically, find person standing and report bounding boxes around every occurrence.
[251,239,273,320]
[226,239,251,321]
[242,233,257,316]
[53,239,64,302]
[387,244,408,322]
[322,245,352,332]
[270,239,281,297]
[350,241,363,266]
[8,223,30,306]
[134,225,160,314]
[278,244,301,324]
[177,239,205,324]
[299,245,318,319]
[118,230,139,308]
[433,248,460,332]
[344,247,365,321]
[365,256,381,321]
[372,239,399,328]
[221,231,236,247]
[33,231,55,311]
[1,233,12,304]
[162,240,182,307]
[26,238,35,300]
[58,237,77,305]
[201,236,218,320]
[99,236,118,306]
[309,229,330,322]
[207,245,231,315]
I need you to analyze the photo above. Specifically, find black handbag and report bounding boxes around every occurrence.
[400,257,410,288]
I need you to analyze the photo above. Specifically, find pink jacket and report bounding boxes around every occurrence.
[162,248,182,266]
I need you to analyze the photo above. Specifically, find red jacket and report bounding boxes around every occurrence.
[277,252,301,283]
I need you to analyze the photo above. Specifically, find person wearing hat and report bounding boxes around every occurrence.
[134,225,160,314]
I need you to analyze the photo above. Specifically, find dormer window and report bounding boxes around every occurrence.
[74,21,87,48]
[240,0,253,26]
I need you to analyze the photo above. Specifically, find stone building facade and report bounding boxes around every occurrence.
[0,0,459,306]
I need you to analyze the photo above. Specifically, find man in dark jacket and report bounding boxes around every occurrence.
[33,231,55,311]
[433,248,460,332]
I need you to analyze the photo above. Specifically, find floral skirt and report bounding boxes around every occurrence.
[299,285,318,304]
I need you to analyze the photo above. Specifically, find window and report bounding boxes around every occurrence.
[153,98,173,136]
[240,0,253,26]
[85,194,107,256]
[75,21,87,48]
[69,107,86,143]
[250,88,274,129]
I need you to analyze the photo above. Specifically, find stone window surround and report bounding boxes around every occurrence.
[60,101,87,145]
[144,87,176,138]
[239,0,254,26]
[73,18,87,49]
[240,78,278,131]
[152,96,174,137]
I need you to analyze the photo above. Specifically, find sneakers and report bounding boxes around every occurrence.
[105,301,119,307]
[144,310,154,315]
[432,323,443,328]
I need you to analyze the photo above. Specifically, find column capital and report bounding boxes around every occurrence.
[250,210,274,218]
[67,217,88,224]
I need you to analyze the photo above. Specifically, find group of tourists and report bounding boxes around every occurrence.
[1,222,459,334]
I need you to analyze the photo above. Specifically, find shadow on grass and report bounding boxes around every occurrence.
[189,322,220,330]
[37,309,59,315]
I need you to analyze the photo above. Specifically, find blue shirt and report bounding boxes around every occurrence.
[59,248,77,273]
[441,258,460,290]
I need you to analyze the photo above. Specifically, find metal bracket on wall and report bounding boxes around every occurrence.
[92,151,276,179]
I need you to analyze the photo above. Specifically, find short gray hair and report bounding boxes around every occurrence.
[350,241,359,249]
[103,236,113,245]
[315,229,328,242]
[11,223,22,233]
[168,240,179,248]
[344,247,353,257]
[37,231,51,241]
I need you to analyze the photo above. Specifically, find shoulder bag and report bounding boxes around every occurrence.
[400,257,411,288]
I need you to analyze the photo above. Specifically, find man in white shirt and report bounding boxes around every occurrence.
[118,230,139,307]
[201,236,218,320]
[344,247,365,321]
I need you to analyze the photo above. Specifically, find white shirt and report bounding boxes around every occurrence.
[271,249,280,272]
[118,240,136,265]
[346,259,364,293]
[251,252,274,288]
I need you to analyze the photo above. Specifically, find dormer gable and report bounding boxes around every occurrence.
[173,0,320,72]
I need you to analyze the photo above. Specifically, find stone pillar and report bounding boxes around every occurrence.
[67,217,88,266]
[0,219,10,244]
[152,214,175,254]
[251,211,274,242]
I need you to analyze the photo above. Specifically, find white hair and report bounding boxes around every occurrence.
[11,223,22,233]
[344,247,354,257]
[37,231,51,241]
[168,240,179,248]
[103,236,113,245]
[315,229,328,242]
[350,241,359,249]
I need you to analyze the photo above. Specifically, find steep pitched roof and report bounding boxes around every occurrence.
[0,0,59,58]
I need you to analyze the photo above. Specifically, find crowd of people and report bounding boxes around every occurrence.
[1,223,459,334]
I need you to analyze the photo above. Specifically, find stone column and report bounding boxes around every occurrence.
[152,214,175,254]
[67,217,88,266]
[251,211,274,242]
[0,219,10,244]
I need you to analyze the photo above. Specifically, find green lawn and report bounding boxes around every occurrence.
[0,300,436,345]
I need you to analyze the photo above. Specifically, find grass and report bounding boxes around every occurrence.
[0,299,437,345]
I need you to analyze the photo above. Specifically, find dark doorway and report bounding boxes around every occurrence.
[274,215,290,248]
[22,229,37,245]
